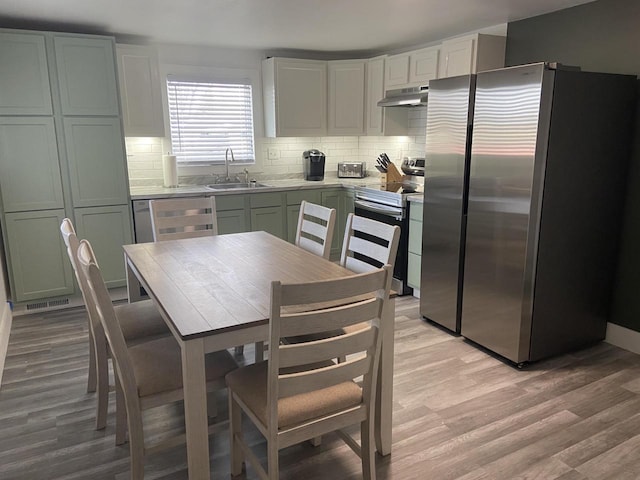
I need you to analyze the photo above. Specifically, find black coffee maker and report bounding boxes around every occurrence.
[303,149,325,181]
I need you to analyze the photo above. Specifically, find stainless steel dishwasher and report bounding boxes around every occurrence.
[132,200,154,243]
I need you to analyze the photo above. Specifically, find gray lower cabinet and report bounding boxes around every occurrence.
[249,193,285,239]
[4,209,74,302]
[407,201,423,290]
[285,190,322,243]
[0,117,64,212]
[251,206,285,239]
[74,205,133,288]
[217,210,248,234]
[321,189,345,259]
[215,194,248,235]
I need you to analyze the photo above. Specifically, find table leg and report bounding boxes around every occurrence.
[125,255,142,303]
[181,338,211,479]
[375,296,395,456]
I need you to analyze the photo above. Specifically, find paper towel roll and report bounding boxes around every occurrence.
[162,154,178,187]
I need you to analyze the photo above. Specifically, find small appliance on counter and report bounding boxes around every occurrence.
[303,149,325,181]
[338,162,366,178]
[401,157,425,176]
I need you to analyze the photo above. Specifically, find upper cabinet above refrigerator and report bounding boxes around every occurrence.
[439,34,506,78]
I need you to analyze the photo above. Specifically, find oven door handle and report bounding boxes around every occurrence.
[354,199,404,219]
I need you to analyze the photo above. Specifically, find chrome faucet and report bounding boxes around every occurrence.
[224,148,235,182]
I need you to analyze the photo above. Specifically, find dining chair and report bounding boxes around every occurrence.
[226,264,393,480]
[149,196,218,242]
[60,218,170,430]
[77,238,238,479]
[148,196,249,356]
[340,213,401,274]
[295,200,336,259]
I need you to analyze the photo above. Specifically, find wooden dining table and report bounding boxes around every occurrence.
[123,230,396,479]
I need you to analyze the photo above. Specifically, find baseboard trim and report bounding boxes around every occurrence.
[0,303,12,389]
[605,322,640,355]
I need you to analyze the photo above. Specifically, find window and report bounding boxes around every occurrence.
[166,77,255,165]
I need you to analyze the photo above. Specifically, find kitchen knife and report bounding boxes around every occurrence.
[376,158,388,172]
[381,153,391,166]
[374,165,385,173]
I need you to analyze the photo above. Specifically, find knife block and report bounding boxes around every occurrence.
[381,162,405,184]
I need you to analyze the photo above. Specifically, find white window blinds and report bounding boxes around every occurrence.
[167,77,255,164]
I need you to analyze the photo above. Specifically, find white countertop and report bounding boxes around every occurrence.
[129,177,382,200]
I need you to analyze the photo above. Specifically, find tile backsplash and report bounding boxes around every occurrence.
[125,107,427,186]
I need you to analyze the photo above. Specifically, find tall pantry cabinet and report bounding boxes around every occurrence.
[0,29,132,305]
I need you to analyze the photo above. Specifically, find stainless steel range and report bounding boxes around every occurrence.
[353,176,423,295]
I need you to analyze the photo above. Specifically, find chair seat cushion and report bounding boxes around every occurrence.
[226,361,362,430]
[114,300,170,342]
[129,336,237,397]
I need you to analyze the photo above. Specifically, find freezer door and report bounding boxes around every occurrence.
[420,75,476,333]
[461,63,550,363]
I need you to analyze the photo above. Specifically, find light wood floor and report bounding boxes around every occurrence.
[1,297,640,479]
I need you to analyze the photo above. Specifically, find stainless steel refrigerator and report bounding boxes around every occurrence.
[422,62,637,364]
[420,74,476,333]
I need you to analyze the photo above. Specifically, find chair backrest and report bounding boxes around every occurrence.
[295,201,337,259]
[76,239,140,411]
[267,264,393,429]
[149,196,218,242]
[340,213,401,274]
[60,218,103,335]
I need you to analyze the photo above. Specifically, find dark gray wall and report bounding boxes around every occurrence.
[506,0,640,332]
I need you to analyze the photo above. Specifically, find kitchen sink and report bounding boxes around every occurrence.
[206,182,271,190]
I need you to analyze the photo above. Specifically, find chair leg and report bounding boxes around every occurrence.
[309,436,322,447]
[207,392,218,419]
[87,327,97,393]
[115,374,127,446]
[267,439,279,480]
[229,391,244,477]
[127,402,145,480]
[94,337,110,430]
[361,417,376,480]
[255,341,265,362]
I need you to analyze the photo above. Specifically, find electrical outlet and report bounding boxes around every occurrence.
[267,147,279,160]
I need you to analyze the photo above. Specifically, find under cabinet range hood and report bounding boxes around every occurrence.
[377,86,428,107]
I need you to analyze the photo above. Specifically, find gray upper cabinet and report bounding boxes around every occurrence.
[0,117,64,212]
[54,35,119,116]
[0,32,52,115]
[64,117,128,207]
[0,28,130,306]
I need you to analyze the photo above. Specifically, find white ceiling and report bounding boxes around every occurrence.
[0,0,595,54]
